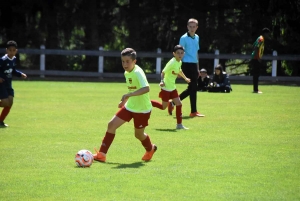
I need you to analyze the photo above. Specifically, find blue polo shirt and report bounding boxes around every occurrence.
[179,32,200,63]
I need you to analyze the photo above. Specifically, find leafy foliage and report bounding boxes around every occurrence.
[0,0,299,75]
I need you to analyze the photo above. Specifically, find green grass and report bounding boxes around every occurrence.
[0,81,299,201]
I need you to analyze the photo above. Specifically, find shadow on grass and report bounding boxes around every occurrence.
[182,116,192,119]
[169,116,191,120]
[108,161,145,169]
[155,128,177,132]
[74,161,145,169]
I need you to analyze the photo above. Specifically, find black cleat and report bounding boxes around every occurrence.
[0,121,8,128]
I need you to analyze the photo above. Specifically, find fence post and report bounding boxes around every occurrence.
[214,49,219,70]
[156,48,161,75]
[98,46,104,74]
[272,50,277,77]
[40,45,45,78]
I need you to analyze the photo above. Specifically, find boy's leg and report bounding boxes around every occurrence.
[188,69,199,113]
[94,113,127,162]
[172,97,182,124]
[152,100,168,110]
[138,131,157,161]
[135,128,152,151]
[251,59,260,92]
[151,90,170,110]
[0,107,11,122]
[173,97,189,129]
[0,96,13,127]
[0,96,12,108]
[133,112,157,161]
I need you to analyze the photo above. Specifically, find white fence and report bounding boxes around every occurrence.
[2,46,300,81]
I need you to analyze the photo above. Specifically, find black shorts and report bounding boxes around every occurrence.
[0,84,14,99]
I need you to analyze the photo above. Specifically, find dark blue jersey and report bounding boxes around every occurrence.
[0,54,23,88]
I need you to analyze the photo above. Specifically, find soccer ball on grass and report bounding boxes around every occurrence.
[75,149,94,167]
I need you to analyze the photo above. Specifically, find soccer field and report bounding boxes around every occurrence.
[0,81,299,201]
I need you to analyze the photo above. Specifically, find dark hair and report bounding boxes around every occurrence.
[213,64,225,82]
[215,64,223,71]
[121,48,137,60]
[262,28,270,34]
[7,40,17,48]
[173,45,184,52]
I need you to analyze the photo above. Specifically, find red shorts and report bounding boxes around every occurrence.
[116,107,151,129]
[159,89,179,102]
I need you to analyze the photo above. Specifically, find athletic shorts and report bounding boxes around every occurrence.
[159,89,179,102]
[0,84,14,99]
[116,106,151,129]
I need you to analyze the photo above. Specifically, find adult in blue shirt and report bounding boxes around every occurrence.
[170,18,204,117]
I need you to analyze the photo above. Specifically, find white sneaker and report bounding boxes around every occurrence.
[176,124,189,130]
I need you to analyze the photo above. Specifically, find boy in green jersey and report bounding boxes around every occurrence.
[151,45,190,129]
[94,48,157,162]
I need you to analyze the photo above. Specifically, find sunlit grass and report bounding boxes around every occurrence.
[0,81,299,200]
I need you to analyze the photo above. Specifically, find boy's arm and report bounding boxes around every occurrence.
[160,72,165,87]
[0,60,5,81]
[124,86,149,98]
[118,86,150,108]
[178,70,191,83]
[12,68,27,78]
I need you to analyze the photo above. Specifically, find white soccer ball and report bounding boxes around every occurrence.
[75,149,94,167]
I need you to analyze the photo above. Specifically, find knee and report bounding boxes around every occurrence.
[134,131,146,140]
[0,99,11,107]
[134,132,142,140]
[107,121,116,130]
[161,101,168,110]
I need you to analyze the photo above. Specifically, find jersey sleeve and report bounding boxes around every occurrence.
[0,59,4,78]
[162,59,173,74]
[12,68,22,77]
[136,69,149,88]
[179,37,185,48]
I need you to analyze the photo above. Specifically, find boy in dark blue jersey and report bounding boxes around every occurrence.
[0,41,27,127]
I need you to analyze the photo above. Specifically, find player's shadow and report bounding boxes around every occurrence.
[108,161,145,169]
[155,128,177,132]
[171,116,190,120]
[181,116,191,119]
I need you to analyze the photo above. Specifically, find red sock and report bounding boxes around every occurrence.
[0,107,11,122]
[141,134,152,151]
[176,105,182,124]
[151,100,163,110]
[99,132,115,154]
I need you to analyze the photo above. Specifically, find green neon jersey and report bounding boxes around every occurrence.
[162,58,182,91]
[124,65,152,113]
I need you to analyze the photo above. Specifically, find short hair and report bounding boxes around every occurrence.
[121,48,137,60]
[7,40,17,48]
[173,45,184,52]
[262,28,270,34]
[187,18,198,26]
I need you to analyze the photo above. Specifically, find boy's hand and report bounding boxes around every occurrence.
[118,94,129,108]
[21,73,27,79]
[118,101,125,108]
[186,78,191,83]
[159,81,165,87]
[0,78,4,83]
